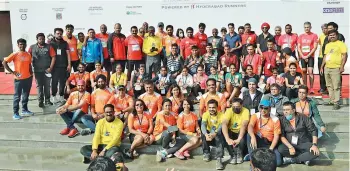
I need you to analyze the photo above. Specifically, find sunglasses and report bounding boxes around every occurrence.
[135,104,143,107]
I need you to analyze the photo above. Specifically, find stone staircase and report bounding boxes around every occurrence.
[0,96,348,171]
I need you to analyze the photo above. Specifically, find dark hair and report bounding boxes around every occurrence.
[130,26,138,31]
[206,78,216,85]
[17,38,27,45]
[178,98,194,113]
[244,23,251,27]
[247,44,254,49]
[283,101,295,109]
[166,25,174,30]
[96,74,107,83]
[182,66,189,72]
[207,99,218,107]
[267,39,275,44]
[191,45,198,50]
[251,148,277,171]
[186,27,194,33]
[232,98,243,104]
[328,30,338,35]
[199,23,206,28]
[110,152,124,164]
[210,65,217,70]
[285,24,292,28]
[54,28,64,34]
[270,83,281,90]
[272,67,278,72]
[223,44,230,49]
[228,23,235,28]
[161,66,167,71]
[206,43,213,47]
[197,64,204,70]
[162,98,172,107]
[104,104,115,112]
[143,79,154,85]
[327,22,339,30]
[171,43,178,48]
[176,28,184,38]
[289,62,297,68]
[304,21,312,26]
[298,85,308,93]
[166,84,183,99]
[65,24,74,30]
[245,64,253,71]
[132,99,149,116]
[238,26,244,30]
[88,28,95,33]
[87,156,116,171]
[78,63,86,67]
[78,32,84,37]
[36,33,45,40]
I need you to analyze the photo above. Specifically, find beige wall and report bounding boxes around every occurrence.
[0,11,12,61]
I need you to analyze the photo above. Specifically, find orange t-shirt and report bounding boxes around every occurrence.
[156,31,167,40]
[128,112,153,133]
[162,35,180,56]
[107,94,134,113]
[4,52,32,80]
[96,33,109,59]
[169,96,182,117]
[177,112,198,133]
[68,72,90,85]
[125,35,143,60]
[91,89,112,114]
[199,92,226,116]
[250,113,281,142]
[138,92,163,118]
[63,35,79,61]
[65,91,90,114]
[153,111,177,136]
[295,101,310,117]
[90,70,108,82]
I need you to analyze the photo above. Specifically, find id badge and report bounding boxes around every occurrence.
[171,66,175,71]
[271,107,277,116]
[70,47,75,52]
[132,44,140,51]
[291,135,298,145]
[226,67,230,72]
[267,63,271,69]
[102,41,107,48]
[161,88,166,94]
[57,49,62,55]
[135,85,141,90]
[182,88,188,94]
[250,109,256,115]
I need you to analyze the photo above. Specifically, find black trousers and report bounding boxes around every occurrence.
[278,142,318,163]
[71,60,80,72]
[52,67,68,96]
[34,72,51,103]
[318,57,326,90]
[80,144,121,159]
[221,131,246,157]
[127,60,143,81]
[85,63,95,73]
[192,84,205,97]
[201,131,224,158]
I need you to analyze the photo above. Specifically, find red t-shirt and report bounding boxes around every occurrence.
[194,32,208,56]
[243,54,261,75]
[125,35,143,60]
[241,32,257,45]
[112,35,127,60]
[180,37,199,59]
[262,50,277,77]
[297,32,318,57]
[96,33,109,59]
[220,54,239,69]
[278,33,298,52]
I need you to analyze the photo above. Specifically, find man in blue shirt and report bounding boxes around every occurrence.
[224,23,242,65]
[82,29,103,72]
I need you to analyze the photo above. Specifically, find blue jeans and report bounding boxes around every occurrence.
[60,109,96,131]
[247,134,282,166]
[13,76,33,114]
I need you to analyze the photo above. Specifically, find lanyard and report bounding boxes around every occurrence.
[137,114,144,127]
[173,97,180,107]
[267,51,275,63]
[115,74,122,84]
[299,101,308,115]
[77,92,84,103]
[77,73,84,81]
[182,75,187,85]
[259,117,270,129]
[247,55,254,65]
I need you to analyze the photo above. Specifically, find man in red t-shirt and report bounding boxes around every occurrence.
[125,26,144,80]
[96,24,111,75]
[297,22,318,94]
[278,24,298,57]
[241,44,261,75]
[180,27,199,59]
[107,23,127,73]
[194,23,208,56]
[241,23,257,57]
[262,40,277,77]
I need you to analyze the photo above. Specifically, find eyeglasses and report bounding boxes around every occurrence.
[135,104,143,107]
[260,106,269,110]
[197,69,203,71]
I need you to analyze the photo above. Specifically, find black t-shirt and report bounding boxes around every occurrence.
[257,33,275,53]
[242,75,260,88]
[284,72,302,85]
[50,39,69,68]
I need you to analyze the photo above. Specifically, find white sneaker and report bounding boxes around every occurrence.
[59,96,65,102]
[52,96,59,104]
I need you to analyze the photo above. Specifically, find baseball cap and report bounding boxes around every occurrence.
[248,78,257,84]
[259,99,271,108]
[158,22,164,27]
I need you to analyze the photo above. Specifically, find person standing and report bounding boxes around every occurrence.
[29,33,56,107]
[156,22,167,66]
[317,23,328,94]
[107,23,127,73]
[297,22,318,94]
[82,29,103,72]
[207,28,223,56]
[142,26,163,77]
[224,23,242,66]
[274,26,282,47]
[125,26,144,80]
[2,38,34,120]
[50,28,71,103]
[180,27,199,59]
[241,23,257,56]
[96,24,110,76]
[320,30,347,110]
[278,24,298,57]
[257,22,275,56]
[194,23,208,56]
[162,25,180,61]
[63,24,79,72]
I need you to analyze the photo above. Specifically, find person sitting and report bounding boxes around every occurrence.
[166,43,184,79]
[174,98,202,160]
[199,78,226,117]
[208,66,224,92]
[109,64,127,93]
[278,102,320,166]
[184,45,203,75]
[251,148,277,171]
[66,63,90,95]
[261,83,289,117]
[247,99,282,166]
[176,67,194,97]
[87,156,116,171]
[201,99,224,170]
[130,65,148,98]
[241,65,259,92]
[80,104,124,164]
[126,99,155,159]
[226,64,243,103]
[291,85,326,137]
[221,98,249,165]
[90,62,108,90]
[284,63,304,99]
[56,80,91,138]
[240,78,263,115]
[154,99,185,162]
[192,65,208,98]
[166,84,184,116]
[266,68,285,95]
[152,66,175,96]
[85,74,112,136]
[110,152,129,171]
[138,80,163,119]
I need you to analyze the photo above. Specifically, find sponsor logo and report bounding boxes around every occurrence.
[56,13,62,20]
[88,6,103,15]
[323,7,344,13]
[126,11,141,15]
[161,2,246,10]
[20,14,27,20]
[323,0,341,4]
[126,5,142,9]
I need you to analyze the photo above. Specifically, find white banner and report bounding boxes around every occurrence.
[8,0,350,73]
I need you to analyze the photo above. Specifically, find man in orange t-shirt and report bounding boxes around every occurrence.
[63,24,79,71]
[107,23,127,73]
[2,38,34,120]
[96,24,111,74]
[125,26,144,80]
[194,23,208,56]
[247,99,282,166]
[162,25,180,59]
[199,78,226,117]
[66,63,90,95]
[138,80,163,119]
[56,80,91,138]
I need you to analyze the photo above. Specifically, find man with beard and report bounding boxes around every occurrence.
[96,24,111,75]
[50,28,71,103]
[241,23,257,56]
[199,78,226,117]
[66,63,90,95]
[194,23,208,56]
[278,24,298,57]
[29,33,56,107]
[80,104,124,163]
[257,22,275,56]
[207,28,223,56]
[63,24,79,71]
[125,26,143,80]
[162,25,180,59]
[107,23,127,73]
[180,27,200,59]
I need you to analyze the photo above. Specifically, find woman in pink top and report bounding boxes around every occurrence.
[192,65,208,98]
[266,68,286,95]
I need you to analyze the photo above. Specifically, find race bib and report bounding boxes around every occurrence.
[301,46,310,53]
[267,64,271,69]
[135,84,141,90]
[102,41,107,48]
[132,45,140,51]
[57,49,62,55]
[291,135,298,145]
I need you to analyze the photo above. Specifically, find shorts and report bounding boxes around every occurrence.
[300,57,314,68]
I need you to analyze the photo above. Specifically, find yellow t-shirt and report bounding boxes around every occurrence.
[325,40,347,68]
[142,35,163,56]
[202,111,224,132]
[110,72,127,87]
[224,107,250,133]
[318,33,326,58]
[92,118,124,150]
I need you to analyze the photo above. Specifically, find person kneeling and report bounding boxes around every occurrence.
[80,104,124,164]
[278,101,320,166]
[201,99,224,170]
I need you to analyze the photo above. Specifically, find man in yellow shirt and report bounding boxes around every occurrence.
[200,99,224,170]
[80,104,124,164]
[320,30,348,110]
[318,23,328,94]
[221,98,250,165]
[142,26,163,77]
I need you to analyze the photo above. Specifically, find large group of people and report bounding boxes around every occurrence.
[2,20,347,170]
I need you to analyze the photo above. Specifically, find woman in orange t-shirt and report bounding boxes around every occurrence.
[174,98,201,160]
[90,62,108,90]
[127,99,154,159]
[166,84,184,117]
[153,99,177,145]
